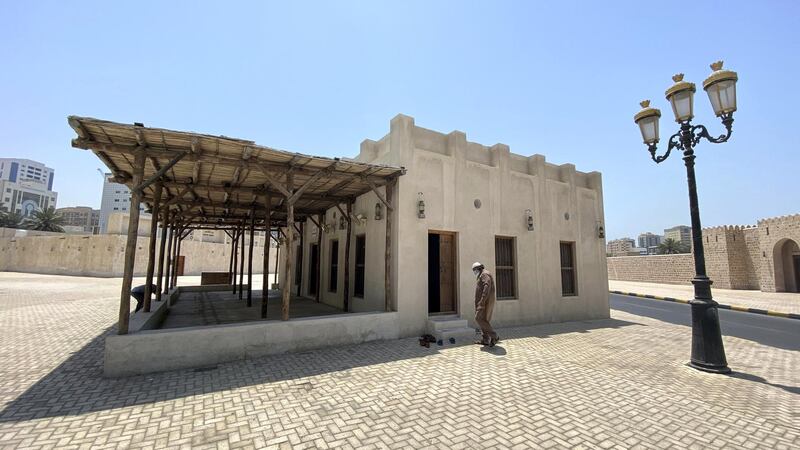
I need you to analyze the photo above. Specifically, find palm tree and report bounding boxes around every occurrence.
[0,209,25,229]
[657,238,689,254]
[24,207,66,232]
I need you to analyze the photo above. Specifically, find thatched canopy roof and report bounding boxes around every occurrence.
[68,116,404,229]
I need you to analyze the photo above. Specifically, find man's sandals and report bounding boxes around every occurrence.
[474,336,500,347]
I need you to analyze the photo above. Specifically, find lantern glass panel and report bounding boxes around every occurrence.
[706,79,737,116]
[638,116,659,144]
[669,90,694,122]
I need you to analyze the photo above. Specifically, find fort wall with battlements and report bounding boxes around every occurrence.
[607,214,800,292]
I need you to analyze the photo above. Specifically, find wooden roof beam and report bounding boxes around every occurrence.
[68,117,91,139]
[134,151,186,195]
[157,181,351,203]
[363,175,394,211]
[258,165,291,198]
[287,161,337,204]
[156,197,325,217]
[191,162,201,183]
[162,186,192,207]
[95,151,126,179]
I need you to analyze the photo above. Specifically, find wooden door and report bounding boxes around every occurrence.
[176,255,185,276]
[439,234,455,313]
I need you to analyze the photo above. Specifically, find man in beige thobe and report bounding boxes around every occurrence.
[472,262,499,346]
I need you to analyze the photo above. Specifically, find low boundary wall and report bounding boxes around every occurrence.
[104,288,400,377]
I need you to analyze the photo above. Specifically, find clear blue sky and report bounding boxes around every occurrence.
[1,1,797,239]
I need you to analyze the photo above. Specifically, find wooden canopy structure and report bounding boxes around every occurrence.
[68,116,404,334]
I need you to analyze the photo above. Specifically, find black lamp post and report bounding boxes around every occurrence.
[634,61,738,374]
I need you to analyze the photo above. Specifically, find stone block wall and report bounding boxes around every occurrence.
[743,227,762,289]
[608,215,800,292]
[609,225,755,289]
[607,254,695,285]
[702,226,733,289]
[0,234,276,277]
[756,214,800,292]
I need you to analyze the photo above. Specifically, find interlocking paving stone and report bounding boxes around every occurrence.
[0,272,798,449]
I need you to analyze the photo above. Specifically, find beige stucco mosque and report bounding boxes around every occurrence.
[280,114,609,337]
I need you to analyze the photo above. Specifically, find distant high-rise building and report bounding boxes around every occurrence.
[0,158,58,216]
[638,232,663,250]
[664,225,692,247]
[56,206,100,233]
[99,173,147,233]
[607,238,636,256]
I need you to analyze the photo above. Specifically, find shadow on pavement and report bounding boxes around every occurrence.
[729,371,800,396]
[0,317,638,423]
[500,317,641,340]
[480,345,507,356]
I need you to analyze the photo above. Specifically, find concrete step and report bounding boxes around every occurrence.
[427,317,469,332]
[426,316,476,345]
[432,327,478,344]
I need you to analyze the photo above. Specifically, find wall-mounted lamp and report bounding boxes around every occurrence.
[525,209,534,231]
[339,215,346,230]
[597,222,605,239]
[417,192,425,219]
[375,203,383,221]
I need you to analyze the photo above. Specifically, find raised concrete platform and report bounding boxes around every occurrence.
[105,285,399,377]
[105,310,400,377]
[161,289,342,329]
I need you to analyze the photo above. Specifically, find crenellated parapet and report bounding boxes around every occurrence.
[757,213,800,227]
[703,224,749,233]
[356,113,603,193]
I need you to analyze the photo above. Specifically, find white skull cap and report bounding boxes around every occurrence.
[472,262,484,270]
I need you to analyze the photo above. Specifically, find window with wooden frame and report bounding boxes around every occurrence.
[560,241,577,296]
[329,240,339,292]
[494,236,517,299]
[354,235,366,298]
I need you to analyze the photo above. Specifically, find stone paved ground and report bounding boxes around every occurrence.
[609,280,800,315]
[1,272,798,449]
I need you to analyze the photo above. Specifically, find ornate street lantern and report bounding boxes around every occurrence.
[633,61,739,375]
[703,61,738,117]
[665,73,696,123]
[634,100,662,145]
